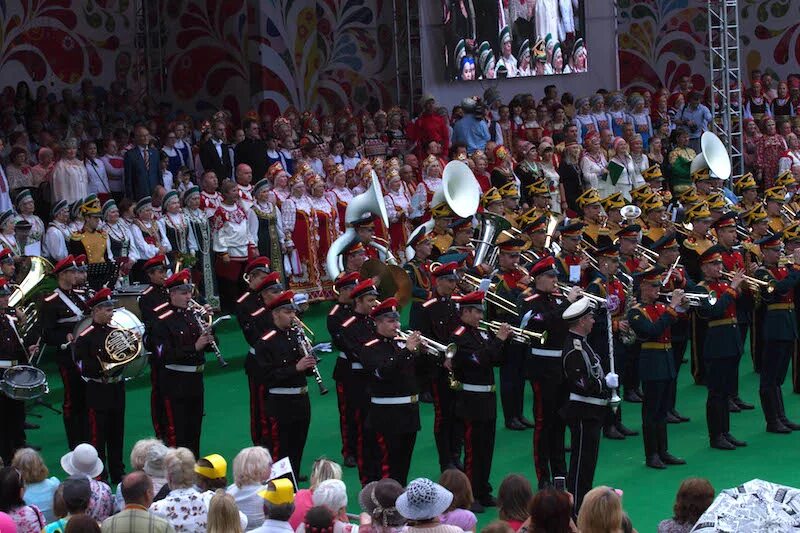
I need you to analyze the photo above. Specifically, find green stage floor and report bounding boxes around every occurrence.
[24,302,800,532]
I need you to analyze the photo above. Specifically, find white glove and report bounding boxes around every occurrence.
[520,310,533,330]
[478,278,492,292]
[312,342,333,353]
[293,293,310,306]
[605,372,619,389]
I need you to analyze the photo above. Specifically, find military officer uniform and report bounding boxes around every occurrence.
[39,255,88,448]
[554,221,588,288]
[74,288,126,484]
[418,262,462,471]
[235,258,273,346]
[450,291,507,505]
[252,291,312,480]
[360,298,420,486]
[518,256,572,489]
[137,254,170,439]
[404,229,433,332]
[0,278,28,464]
[560,298,613,512]
[326,272,361,466]
[628,268,685,469]
[754,233,800,433]
[244,271,284,447]
[150,269,209,457]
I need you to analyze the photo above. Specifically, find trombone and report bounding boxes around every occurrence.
[556,283,608,305]
[395,330,457,359]
[659,291,717,307]
[460,273,519,316]
[478,320,548,345]
[720,271,775,293]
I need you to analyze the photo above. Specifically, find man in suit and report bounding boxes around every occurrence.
[200,120,233,181]
[235,118,268,182]
[124,126,161,200]
[101,470,175,532]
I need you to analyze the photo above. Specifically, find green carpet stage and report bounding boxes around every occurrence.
[24,302,800,532]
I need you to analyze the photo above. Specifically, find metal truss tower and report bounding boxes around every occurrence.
[135,0,166,96]
[707,0,744,176]
[392,0,423,112]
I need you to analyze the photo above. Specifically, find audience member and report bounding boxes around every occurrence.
[143,443,170,501]
[296,480,350,533]
[289,458,342,529]
[479,521,514,533]
[43,476,92,533]
[519,488,572,533]
[101,471,174,533]
[59,445,113,523]
[576,487,623,533]
[358,479,406,533]
[438,470,477,531]
[302,506,336,533]
[195,454,248,531]
[150,448,208,533]
[657,478,714,533]
[0,511,17,533]
[496,474,533,532]
[226,446,272,531]
[207,489,243,533]
[396,478,463,533]
[114,438,163,511]
[64,514,100,532]
[250,479,295,533]
[11,448,60,522]
[0,466,45,533]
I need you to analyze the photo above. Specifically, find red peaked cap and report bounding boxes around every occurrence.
[371,297,400,319]
[86,287,116,308]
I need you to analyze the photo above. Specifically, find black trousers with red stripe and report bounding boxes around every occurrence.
[266,415,310,480]
[335,381,358,460]
[150,364,164,440]
[57,359,87,449]
[462,418,496,500]
[163,393,204,458]
[499,344,527,423]
[432,374,462,470]
[373,431,417,486]
[530,376,568,489]
[0,393,25,465]
[87,401,125,484]
[249,378,270,446]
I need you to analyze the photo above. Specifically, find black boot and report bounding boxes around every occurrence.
[775,387,800,430]
[710,434,736,450]
[615,406,638,436]
[762,388,791,434]
[657,422,686,465]
[670,408,690,422]
[624,390,642,403]
[708,399,734,450]
[665,411,681,424]
[518,416,535,428]
[603,425,625,440]
[733,396,754,410]
[643,424,666,469]
[727,397,741,413]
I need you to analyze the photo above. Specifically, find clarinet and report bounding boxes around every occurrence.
[294,324,329,395]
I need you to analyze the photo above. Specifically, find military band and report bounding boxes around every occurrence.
[0,277,28,464]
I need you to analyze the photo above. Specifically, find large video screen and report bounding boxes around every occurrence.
[443,0,588,81]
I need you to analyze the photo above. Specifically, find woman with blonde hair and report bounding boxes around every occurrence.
[11,448,60,522]
[150,447,209,532]
[208,489,243,533]
[226,446,273,531]
[576,486,624,533]
[289,458,343,529]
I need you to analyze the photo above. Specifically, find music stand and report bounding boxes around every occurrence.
[86,261,119,290]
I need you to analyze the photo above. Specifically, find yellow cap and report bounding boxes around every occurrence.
[642,164,663,181]
[194,454,227,480]
[640,192,665,212]
[765,186,787,203]
[706,192,726,210]
[525,179,549,196]
[684,201,712,222]
[258,478,295,505]
[630,184,653,204]
[498,181,520,198]
[775,170,796,188]
[481,187,503,207]
[431,201,454,218]
[600,192,625,211]
[576,187,602,209]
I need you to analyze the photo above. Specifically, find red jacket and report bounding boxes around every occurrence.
[407,112,450,158]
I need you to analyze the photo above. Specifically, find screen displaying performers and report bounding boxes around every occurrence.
[443,0,588,81]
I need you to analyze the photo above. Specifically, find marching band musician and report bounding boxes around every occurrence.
[560,297,618,512]
[335,278,380,484]
[138,254,170,439]
[43,200,72,262]
[599,193,626,236]
[643,164,671,204]
[339,238,368,276]
[765,186,787,234]
[419,262,462,472]
[235,257,273,346]
[554,220,588,287]
[715,212,755,412]
[585,242,638,441]
[518,215,552,267]
[429,202,455,260]
[741,205,770,278]
[68,196,113,264]
[518,256,580,489]
[753,233,800,433]
[252,290,316,481]
[327,272,362,468]
[784,224,800,393]
[489,238,531,431]
[525,179,553,221]
[40,255,87,448]
[481,187,505,217]
[0,277,28,464]
[617,224,647,280]
[450,291,511,511]
[733,173,761,214]
[360,297,422,486]
[650,235,693,422]
[150,269,213,457]
[498,182,521,229]
[693,245,747,450]
[627,268,686,469]
[244,271,286,447]
[446,218,474,257]
[705,193,727,224]
[404,230,433,331]
[640,193,670,248]
[73,288,127,484]
[0,249,16,282]
[352,215,382,262]
[680,202,715,283]
[575,188,606,247]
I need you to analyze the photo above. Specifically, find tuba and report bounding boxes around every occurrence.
[10,256,55,339]
[689,132,732,181]
[326,171,390,279]
[473,212,512,267]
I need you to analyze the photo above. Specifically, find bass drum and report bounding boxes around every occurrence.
[114,284,151,319]
[72,308,149,381]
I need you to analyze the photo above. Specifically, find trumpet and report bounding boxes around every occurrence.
[782,204,797,221]
[659,291,717,307]
[720,271,775,294]
[293,322,328,395]
[478,320,548,345]
[395,330,457,359]
[460,274,519,316]
[556,283,608,305]
[188,299,229,367]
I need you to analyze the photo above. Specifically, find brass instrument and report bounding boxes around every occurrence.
[368,237,400,266]
[720,271,775,294]
[478,320,547,345]
[782,204,797,221]
[293,322,329,395]
[460,273,519,316]
[188,299,230,367]
[556,283,608,305]
[779,254,797,266]
[102,327,143,374]
[395,330,457,359]
[659,291,717,307]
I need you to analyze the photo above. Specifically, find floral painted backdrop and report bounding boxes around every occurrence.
[0,0,136,92]
[617,0,800,94]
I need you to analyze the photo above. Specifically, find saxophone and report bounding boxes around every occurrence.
[619,283,638,346]
[294,323,329,395]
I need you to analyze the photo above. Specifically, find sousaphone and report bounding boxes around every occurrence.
[689,132,732,180]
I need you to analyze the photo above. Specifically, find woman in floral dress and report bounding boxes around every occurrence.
[282,174,321,294]
[384,168,412,262]
[247,179,286,283]
[308,174,339,295]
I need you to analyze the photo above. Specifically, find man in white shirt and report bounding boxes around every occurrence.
[235,164,255,211]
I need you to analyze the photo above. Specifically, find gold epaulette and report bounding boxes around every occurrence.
[70,232,83,241]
